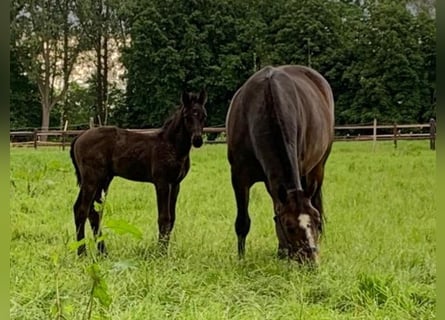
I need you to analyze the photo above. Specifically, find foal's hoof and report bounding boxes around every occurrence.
[76,243,87,257]
[157,240,170,256]
[97,243,108,257]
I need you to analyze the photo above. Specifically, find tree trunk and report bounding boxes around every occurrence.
[41,103,50,142]
[96,39,103,126]
[103,28,109,125]
[95,0,104,126]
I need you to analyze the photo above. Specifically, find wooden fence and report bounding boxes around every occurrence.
[10,119,436,150]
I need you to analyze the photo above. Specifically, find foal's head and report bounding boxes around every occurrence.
[274,188,321,264]
[181,89,208,148]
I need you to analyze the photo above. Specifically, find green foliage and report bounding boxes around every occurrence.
[104,219,143,240]
[9,43,41,130]
[332,1,436,124]
[10,142,435,319]
[53,83,95,128]
[87,263,112,308]
[121,0,257,127]
[10,0,436,129]
[121,0,435,127]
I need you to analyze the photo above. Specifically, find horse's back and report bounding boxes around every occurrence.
[74,126,120,153]
[72,126,122,173]
[277,65,334,113]
[226,65,334,175]
[278,65,334,169]
[227,65,334,133]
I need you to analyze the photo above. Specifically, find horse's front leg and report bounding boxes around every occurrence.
[265,182,288,259]
[155,182,173,252]
[168,183,180,235]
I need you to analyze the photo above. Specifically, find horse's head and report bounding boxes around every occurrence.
[181,89,208,148]
[274,188,321,264]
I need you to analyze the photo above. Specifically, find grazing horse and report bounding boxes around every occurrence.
[70,89,207,256]
[226,65,334,264]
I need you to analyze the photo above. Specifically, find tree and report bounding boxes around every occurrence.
[122,0,260,128]
[10,46,41,129]
[10,2,41,130]
[10,0,435,129]
[334,1,435,124]
[74,0,125,126]
[11,0,88,138]
[411,9,436,121]
[53,82,94,128]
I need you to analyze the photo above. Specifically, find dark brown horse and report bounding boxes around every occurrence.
[226,65,334,264]
[70,89,207,256]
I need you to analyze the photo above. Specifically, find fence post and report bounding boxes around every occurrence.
[393,122,398,149]
[429,118,436,150]
[61,120,68,151]
[372,118,377,151]
[33,128,38,149]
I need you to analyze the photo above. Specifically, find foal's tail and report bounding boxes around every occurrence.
[70,135,82,186]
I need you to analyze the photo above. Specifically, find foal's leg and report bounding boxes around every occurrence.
[73,184,96,256]
[231,172,251,259]
[168,183,180,236]
[88,178,112,255]
[88,208,107,255]
[155,182,173,251]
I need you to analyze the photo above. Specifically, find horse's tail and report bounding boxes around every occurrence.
[70,135,82,186]
[264,69,301,191]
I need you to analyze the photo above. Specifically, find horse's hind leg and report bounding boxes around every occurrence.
[73,190,86,255]
[88,177,112,255]
[88,208,107,255]
[231,171,252,259]
[73,184,96,256]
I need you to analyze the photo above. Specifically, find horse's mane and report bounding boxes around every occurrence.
[160,105,183,131]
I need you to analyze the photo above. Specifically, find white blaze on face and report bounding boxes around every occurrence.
[298,214,316,250]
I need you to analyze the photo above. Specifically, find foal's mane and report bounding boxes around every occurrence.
[160,105,183,132]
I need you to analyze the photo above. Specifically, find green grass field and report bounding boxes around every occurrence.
[10,141,435,319]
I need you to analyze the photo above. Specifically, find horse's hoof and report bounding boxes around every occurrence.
[97,243,108,256]
[277,248,287,259]
[77,248,87,257]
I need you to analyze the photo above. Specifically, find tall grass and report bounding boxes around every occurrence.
[10,141,435,319]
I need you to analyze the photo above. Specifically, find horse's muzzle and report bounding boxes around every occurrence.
[192,135,203,148]
[290,246,319,265]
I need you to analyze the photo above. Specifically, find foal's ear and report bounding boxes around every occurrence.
[198,88,207,105]
[181,91,191,107]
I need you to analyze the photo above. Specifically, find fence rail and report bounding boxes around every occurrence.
[10,119,436,150]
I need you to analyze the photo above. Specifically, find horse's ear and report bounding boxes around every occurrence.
[181,91,191,107]
[198,88,207,105]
